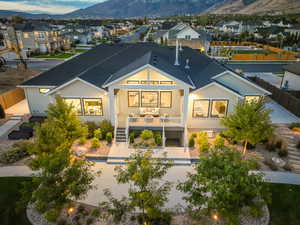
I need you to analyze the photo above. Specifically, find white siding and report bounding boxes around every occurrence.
[281,71,300,91]
[176,27,199,40]
[24,87,52,116]
[187,84,241,129]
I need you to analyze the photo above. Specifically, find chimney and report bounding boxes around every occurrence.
[174,39,179,66]
[185,58,190,69]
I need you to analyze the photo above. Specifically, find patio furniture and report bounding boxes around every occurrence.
[139,107,159,117]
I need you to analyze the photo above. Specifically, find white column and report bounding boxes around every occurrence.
[108,86,115,126]
[182,88,189,150]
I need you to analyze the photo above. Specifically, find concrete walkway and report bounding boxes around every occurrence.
[0,166,35,177]
[0,116,22,138]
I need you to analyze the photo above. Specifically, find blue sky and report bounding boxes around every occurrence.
[0,0,105,14]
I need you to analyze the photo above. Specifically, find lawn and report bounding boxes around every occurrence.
[0,177,32,225]
[32,52,76,59]
[268,183,300,225]
[75,48,89,53]
[233,49,272,54]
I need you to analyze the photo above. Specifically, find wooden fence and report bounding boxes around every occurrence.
[0,87,25,109]
[250,77,300,118]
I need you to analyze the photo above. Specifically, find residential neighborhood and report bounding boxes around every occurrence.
[0,4,300,225]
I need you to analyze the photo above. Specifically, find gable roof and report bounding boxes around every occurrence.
[21,43,264,95]
[283,62,300,76]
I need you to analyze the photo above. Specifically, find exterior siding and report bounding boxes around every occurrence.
[24,87,52,116]
[187,84,241,129]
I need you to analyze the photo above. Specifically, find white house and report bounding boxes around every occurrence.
[19,43,270,146]
[281,62,300,90]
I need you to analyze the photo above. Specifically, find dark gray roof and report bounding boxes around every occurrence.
[15,22,51,32]
[22,43,237,90]
[153,30,168,40]
[283,62,300,76]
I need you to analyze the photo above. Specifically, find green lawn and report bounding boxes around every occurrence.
[75,48,89,53]
[33,52,76,59]
[0,177,32,225]
[233,49,272,54]
[268,183,300,225]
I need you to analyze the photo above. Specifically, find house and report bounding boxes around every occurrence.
[153,23,212,52]
[19,43,270,147]
[281,62,300,90]
[1,21,67,55]
[285,24,300,39]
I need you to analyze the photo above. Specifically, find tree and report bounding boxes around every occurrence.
[103,150,173,224]
[177,148,270,225]
[22,95,95,222]
[221,99,274,155]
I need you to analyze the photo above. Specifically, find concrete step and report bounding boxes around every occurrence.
[107,157,191,165]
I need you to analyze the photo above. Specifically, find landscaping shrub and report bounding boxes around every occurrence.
[278,141,288,157]
[44,208,60,222]
[91,137,100,148]
[0,140,32,164]
[266,136,277,152]
[289,122,300,129]
[106,132,113,144]
[213,135,225,149]
[78,137,86,145]
[293,127,300,133]
[141,130,153,141]
[91,209,101,217]
[263,158,278,171]
[94,128,102,140]
[191,133,197,139]
[297,140,300,149]
[0,104,5,119]
[129,132,135,144]
[197,131,210,153]
[246,142,256,150]
[86,217,94,225]
[154,133,162,146]
[188,136,195,148]
[99,120,113,139]
[85,121,99,138]
[275,139,283,149]
[20,122,35,130]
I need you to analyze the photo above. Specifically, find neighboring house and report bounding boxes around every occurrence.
[281,62,300,90]
[285,24,300,38]
[19,43,270,147]
[1,22,67,55]
[153,23,212,52]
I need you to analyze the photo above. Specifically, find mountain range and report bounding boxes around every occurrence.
[0,0,299,19]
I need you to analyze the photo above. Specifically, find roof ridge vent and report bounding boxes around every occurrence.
[185,58,190,69]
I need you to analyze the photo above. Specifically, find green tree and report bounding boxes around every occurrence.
[103,150,173,224]
[177,148,270,225]
[221,100,274,155]
[22,95,96,222]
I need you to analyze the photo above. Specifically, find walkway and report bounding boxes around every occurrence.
[0,116,22,138]
[275,126,300,173]
[266,100,300,124]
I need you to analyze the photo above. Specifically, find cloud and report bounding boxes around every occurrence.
[0,0,104,14]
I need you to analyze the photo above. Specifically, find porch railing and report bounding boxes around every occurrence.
[127,116,183,127]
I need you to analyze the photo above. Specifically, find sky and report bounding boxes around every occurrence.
[0,0,105,14]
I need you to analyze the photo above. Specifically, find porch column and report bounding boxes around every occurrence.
[182,87,189,150]
[108,86,115,126]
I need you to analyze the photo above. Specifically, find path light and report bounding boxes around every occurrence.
[213,214,218,221]
[67,207,74,215]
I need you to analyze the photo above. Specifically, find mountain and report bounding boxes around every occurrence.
[65,0,227,18]
[207,0,300,14]
[0,10,55,19]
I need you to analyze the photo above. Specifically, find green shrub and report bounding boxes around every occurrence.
[94,128,102,140]
[35,200,48,213]
[0,140,32,164]
[266,135,277,152]
[129,132,135,144]
[141,129,153,141]
[78,137,86,145]
[188,136,195,148]
[191,133,197,139]
[85,121,99,138]
[0,104,5,119]
[91,209,101,217]
[263,158,278,171]
[213,135,225,149]
[197,131,210,153]
[91,137,100,148]
[106,132,112,144]
[154,132,162,146]
[99,120,113,139]
[289,122,300,129]
[297,140,300,149]
[44,208,60,222]
[86,217,94,225]
[20,122,35,129]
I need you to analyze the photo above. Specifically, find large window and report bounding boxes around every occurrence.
[193,100,210,118]
[128,91,140,107]
[83,98,103,116]
[160,91,172,108]
[64,98,82,115]
[141,91,158,108]
[245,96,261,104]
[127,80,139,84]
[211,100,228,118]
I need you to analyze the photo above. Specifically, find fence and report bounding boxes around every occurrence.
[0,87,25,109]
[250,77,300,118]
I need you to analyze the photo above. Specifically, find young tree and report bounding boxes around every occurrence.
[103,150,173,225]
[177,148,270,225]
[22,95,96,222]
[221,99,274,155]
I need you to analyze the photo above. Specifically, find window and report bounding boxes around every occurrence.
[127,80,139,84]
[140,80,159,85]
[160,81,174,85]
[141,91,158,107]
[185,35,191,40]
[245,96,261,104]
[83,98,103,116]
[193,100,210,118]
[128,91,140,107]
[23,33,29,38]
[39,88,50,94]
[211,100,228,118]
[64,98,82,115]
[160,91,172,108]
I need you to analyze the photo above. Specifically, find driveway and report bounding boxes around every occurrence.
[245,72,282,88]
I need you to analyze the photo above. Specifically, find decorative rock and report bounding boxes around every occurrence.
[272,156,286,167]
[239,204,270,225]
[26,204,54,225]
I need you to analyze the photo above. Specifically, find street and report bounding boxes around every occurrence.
[120,25,149,43]
[226,62,290,73]
[7,59,65,71]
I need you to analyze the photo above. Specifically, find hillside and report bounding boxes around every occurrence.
[208,0,300,14]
